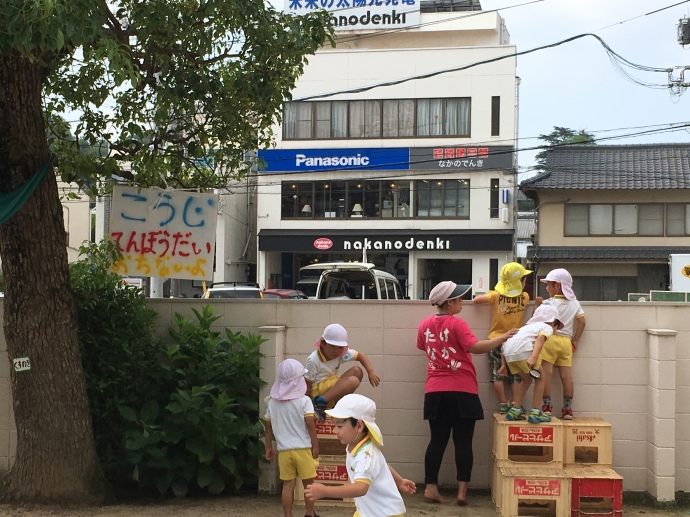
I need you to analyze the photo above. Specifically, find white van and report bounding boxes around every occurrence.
[300,263,404,300]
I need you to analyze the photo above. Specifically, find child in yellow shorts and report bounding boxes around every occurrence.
[306,323,380,420]
[500,305,563,423]
[539,268,586,420]
[265,359,320,517]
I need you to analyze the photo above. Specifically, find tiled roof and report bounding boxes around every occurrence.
[516,216,535,240]
[520,144,690,191]
[527,246,690,261]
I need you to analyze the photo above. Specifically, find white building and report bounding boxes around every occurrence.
[255,0,518,299]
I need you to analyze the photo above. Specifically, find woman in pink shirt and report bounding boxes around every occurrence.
[417,281,517,505]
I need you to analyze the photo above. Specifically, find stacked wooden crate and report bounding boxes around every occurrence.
[491,415,622,517]
[294,418,355,508]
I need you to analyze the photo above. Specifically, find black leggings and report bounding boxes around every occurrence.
[424,416,476,484]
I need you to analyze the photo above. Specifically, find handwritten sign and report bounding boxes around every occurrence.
[110,186,218,281]
[12,357,32,373]
[514,479,561,496]
[508,426,554,444]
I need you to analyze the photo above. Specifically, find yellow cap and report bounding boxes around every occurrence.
[494,262,532,297]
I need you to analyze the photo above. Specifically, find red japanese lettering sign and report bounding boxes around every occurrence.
[316,464,349,482]
[316,419,337,435]
[514,479,561,496]
[508,426,554,444]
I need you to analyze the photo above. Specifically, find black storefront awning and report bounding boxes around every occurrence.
[258,229,514,253]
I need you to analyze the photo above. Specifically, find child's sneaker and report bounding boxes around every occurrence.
[499,402,511,414]
[562,407,573,420]
[313,396,327,420]
[528,409,552,423]
[541,403,553,415]
[505,406,525,421]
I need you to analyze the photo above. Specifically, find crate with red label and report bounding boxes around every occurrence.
[295,455,354,508]
[315,418,339,440]
[566,467,622,517]
[562,418,612,467]
[493,413,564,468]
[495,467,570,517]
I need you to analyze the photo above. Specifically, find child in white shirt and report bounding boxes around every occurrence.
[304,394,416,517]
[265,359,319,517]
[306,323,380,419]
[500,305,563,424]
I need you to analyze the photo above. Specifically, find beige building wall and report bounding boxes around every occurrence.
[0,299,688,499]
[58,182,92,262]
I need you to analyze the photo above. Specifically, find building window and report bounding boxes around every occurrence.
[283,98,470,139]
[565,203,673,236]
[491,96,500,136]
[490,179,499,218]
[415,179,470,218]
[489,259,499,290]
[666,204,690,235]
[281,182,314,218]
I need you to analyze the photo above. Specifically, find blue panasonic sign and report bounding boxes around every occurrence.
[257,148,410,173]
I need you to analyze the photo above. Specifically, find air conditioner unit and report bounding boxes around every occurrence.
[500,207,509,223]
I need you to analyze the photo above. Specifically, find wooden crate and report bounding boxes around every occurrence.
[294,454,354,507]
[562,418,612,467]
[566,467,622,517]
[315,418,338,440]
[318,438,347,456]
[495,467,570,517]
[493,413,564,468]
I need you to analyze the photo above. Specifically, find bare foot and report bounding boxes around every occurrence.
[457,498,468,506]
[457,481,468,505]
[424,485,450,504]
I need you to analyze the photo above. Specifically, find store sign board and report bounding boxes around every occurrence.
[410,146,514,170]
[285,0,420,31]
[257,148,409,173]
[110,186,218,281]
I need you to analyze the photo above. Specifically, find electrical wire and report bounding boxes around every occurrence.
[593,0,690,32]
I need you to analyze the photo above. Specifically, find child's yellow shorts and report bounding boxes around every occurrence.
[508,357,542,375]
[540,334,573,367]
[278,448,318,481]
[311,375,338,398]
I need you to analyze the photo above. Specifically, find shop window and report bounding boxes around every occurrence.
[315,180,347,218]
[281,182,314,218]
[381,181,412,218]
[364,181,380,218]
[347,181,365,217]
[490,179,499,218]
[415,179,469,218]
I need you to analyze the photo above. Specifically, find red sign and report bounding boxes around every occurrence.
[479,147,489,157]
[316,419,337,435]
[508,426,554,444]
[314,238,333,250]
[467,148,478,157]
[433,148,444,159]
[514,479,561,496]
[316,464,349,482]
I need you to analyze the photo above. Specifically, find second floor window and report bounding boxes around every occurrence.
[283,98,471,140]
[564,203,677,236]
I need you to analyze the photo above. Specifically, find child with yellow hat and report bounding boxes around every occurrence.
[474,262,538,414]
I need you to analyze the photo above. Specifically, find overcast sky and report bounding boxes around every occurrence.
[479,0,690,176]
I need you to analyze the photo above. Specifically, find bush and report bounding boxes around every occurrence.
[118,305,267,496]
[71,241,161,481]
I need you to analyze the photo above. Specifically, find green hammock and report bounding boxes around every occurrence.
[0,155,52,224]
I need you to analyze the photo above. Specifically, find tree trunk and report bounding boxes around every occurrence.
[0,53,109,503]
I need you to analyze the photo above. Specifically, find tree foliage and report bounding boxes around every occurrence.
[534,126,596,170]
[2,0,334,194]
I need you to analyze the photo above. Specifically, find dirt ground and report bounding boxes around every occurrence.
[0,491,685,517]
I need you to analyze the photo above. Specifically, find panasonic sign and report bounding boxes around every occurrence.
[295,153,370,168]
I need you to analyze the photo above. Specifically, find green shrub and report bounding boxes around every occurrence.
[119,305,267,496]
[71,241,161,481]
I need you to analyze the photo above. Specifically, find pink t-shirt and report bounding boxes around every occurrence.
[416,314,479,394]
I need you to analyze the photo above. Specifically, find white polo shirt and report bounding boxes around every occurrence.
[502,322,553,363]
[265,396,314,451]
[543,296,585,339]
[346,438,406,517]
[305,348,359,386]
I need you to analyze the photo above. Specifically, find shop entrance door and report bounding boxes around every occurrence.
[418,259,472,300]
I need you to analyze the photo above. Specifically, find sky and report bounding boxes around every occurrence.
[479,0,690,177]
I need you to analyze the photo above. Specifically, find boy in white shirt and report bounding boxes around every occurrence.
[500,305,564,424]
[306,324,380,420]
[265,359,320,517]
[304,394,416,517]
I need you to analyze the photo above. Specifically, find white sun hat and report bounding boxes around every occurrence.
[325,394,383,447]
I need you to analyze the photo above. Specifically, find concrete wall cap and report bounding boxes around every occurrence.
[647,329,678,336]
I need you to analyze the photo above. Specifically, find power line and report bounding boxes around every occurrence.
[295,33,672,102]
[594,0,690,32]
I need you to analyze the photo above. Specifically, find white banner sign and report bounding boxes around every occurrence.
[286,0,420,30]
[110,186,218,281]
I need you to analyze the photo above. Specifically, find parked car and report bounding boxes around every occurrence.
[295,277,319,299]
[202,282,263,299]
[299,262,404,300]
[263,289,308,300]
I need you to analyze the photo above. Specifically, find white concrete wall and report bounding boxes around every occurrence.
[1,299,689,498]
[59,182,92,262]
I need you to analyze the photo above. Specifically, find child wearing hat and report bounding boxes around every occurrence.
[304,394,416,517]
[306,323,380,420]
[264,359,320,517]
[474,262,536,414]
[499,305,563,423]
[539,268,586,420]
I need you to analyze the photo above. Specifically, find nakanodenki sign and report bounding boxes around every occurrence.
[110,186,218,281]
[285,0,420,31]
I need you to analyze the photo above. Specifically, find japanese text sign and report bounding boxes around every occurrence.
[514,479,561,496]
[508,426,554,444]
[285,0,420,31]
[110,186,218,281]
